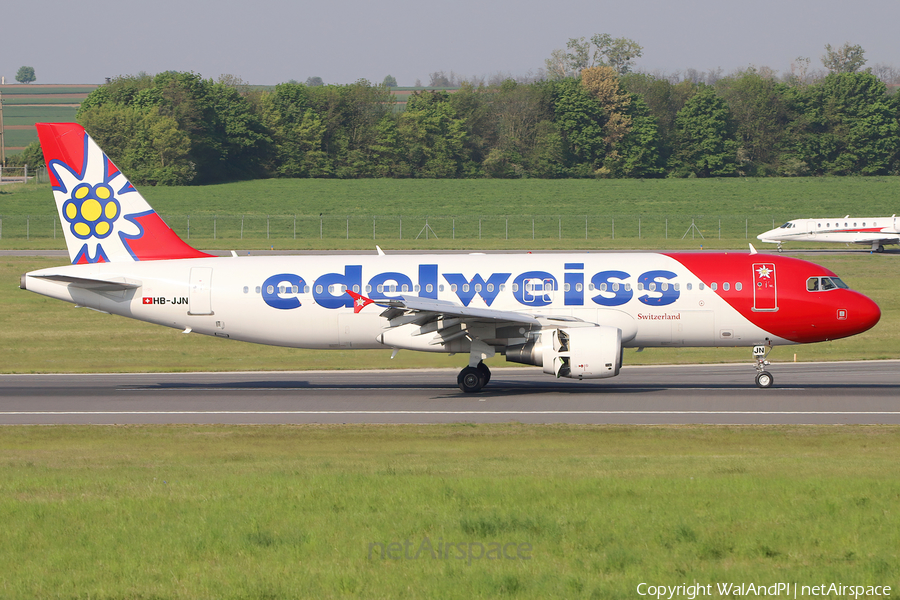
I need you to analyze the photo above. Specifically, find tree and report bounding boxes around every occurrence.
[669,86,739,177]
[398,91,472,177]
[549,77,607,175]
[305,77,324,87]
[715,69,789,172]
[15,66,36,84]
[382,75,398,87]
[822,43,867,73]
[545,34,643,79]
[786,72,898,175]
[590,33,643,75]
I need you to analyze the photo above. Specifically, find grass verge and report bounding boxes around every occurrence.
[1,424,898,599]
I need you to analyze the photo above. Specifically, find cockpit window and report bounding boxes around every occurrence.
[780,222,794,229]
[807,276,850,292]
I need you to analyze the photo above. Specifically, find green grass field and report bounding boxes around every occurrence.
[2,177,899,249]
[2,424,899,599]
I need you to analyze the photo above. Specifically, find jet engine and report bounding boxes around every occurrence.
[505,326,623,379]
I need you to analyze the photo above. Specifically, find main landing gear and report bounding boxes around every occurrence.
[458,361,491,393]
[753,345,774,389]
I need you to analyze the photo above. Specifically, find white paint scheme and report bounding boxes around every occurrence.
[757,215,900,252]
[22,253,792,350]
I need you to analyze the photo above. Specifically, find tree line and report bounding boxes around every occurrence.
[14,64,900,184]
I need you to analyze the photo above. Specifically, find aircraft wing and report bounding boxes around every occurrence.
[347,290,589,345]
[850,234,900,245]
[380,294,542,325]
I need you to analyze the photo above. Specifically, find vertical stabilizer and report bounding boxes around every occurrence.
[36,123,211,264]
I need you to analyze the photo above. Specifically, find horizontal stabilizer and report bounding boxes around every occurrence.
[28,273,142,291]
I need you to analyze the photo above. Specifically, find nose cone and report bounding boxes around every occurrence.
[850,293,882,336]
[757,229,776,242]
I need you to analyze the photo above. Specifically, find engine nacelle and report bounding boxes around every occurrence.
[505,326,623,379]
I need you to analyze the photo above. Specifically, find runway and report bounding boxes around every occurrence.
[2,361,899,425]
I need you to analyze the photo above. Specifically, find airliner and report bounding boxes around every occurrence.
[757,216,900,253]
[19,123,881,391]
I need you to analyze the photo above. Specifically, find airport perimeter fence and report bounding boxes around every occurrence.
[0,213,787,243]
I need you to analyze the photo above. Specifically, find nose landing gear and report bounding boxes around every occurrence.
[753,345,774,388]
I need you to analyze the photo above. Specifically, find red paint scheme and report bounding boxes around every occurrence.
[666,253,880,343]
[124,212,212,261]
[35,123,88,188]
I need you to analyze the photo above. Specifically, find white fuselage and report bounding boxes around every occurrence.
[24,253,792,351]
[757,216,900,248]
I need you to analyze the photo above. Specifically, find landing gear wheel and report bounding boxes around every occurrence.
[876,244,885,253]
[458,366,486,393]
[755,371,774,389]
[476,362,491,385]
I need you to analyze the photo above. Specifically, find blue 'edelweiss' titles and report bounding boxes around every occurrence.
[261,264,679,310]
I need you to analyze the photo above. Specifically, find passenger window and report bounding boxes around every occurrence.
[699,283,705,290]
[735,282,742,291]
[475,284,482,292]
[723,282,730,291]
[487,284,494,292]
[575,283,583,292]
[267,285,275,294]
[686,283,692,291]
[255,286,261,294]
[625,283,631,292]
[243,286,249,294]
[711,283,718,291]
[426,284,433,293]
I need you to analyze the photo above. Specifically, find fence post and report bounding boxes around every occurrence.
[27,216,30,240]
[452,218,455,240]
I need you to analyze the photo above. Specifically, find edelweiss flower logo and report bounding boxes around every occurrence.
[756,266,773,279]
[63,183,121,239]
[48,130,145,263]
